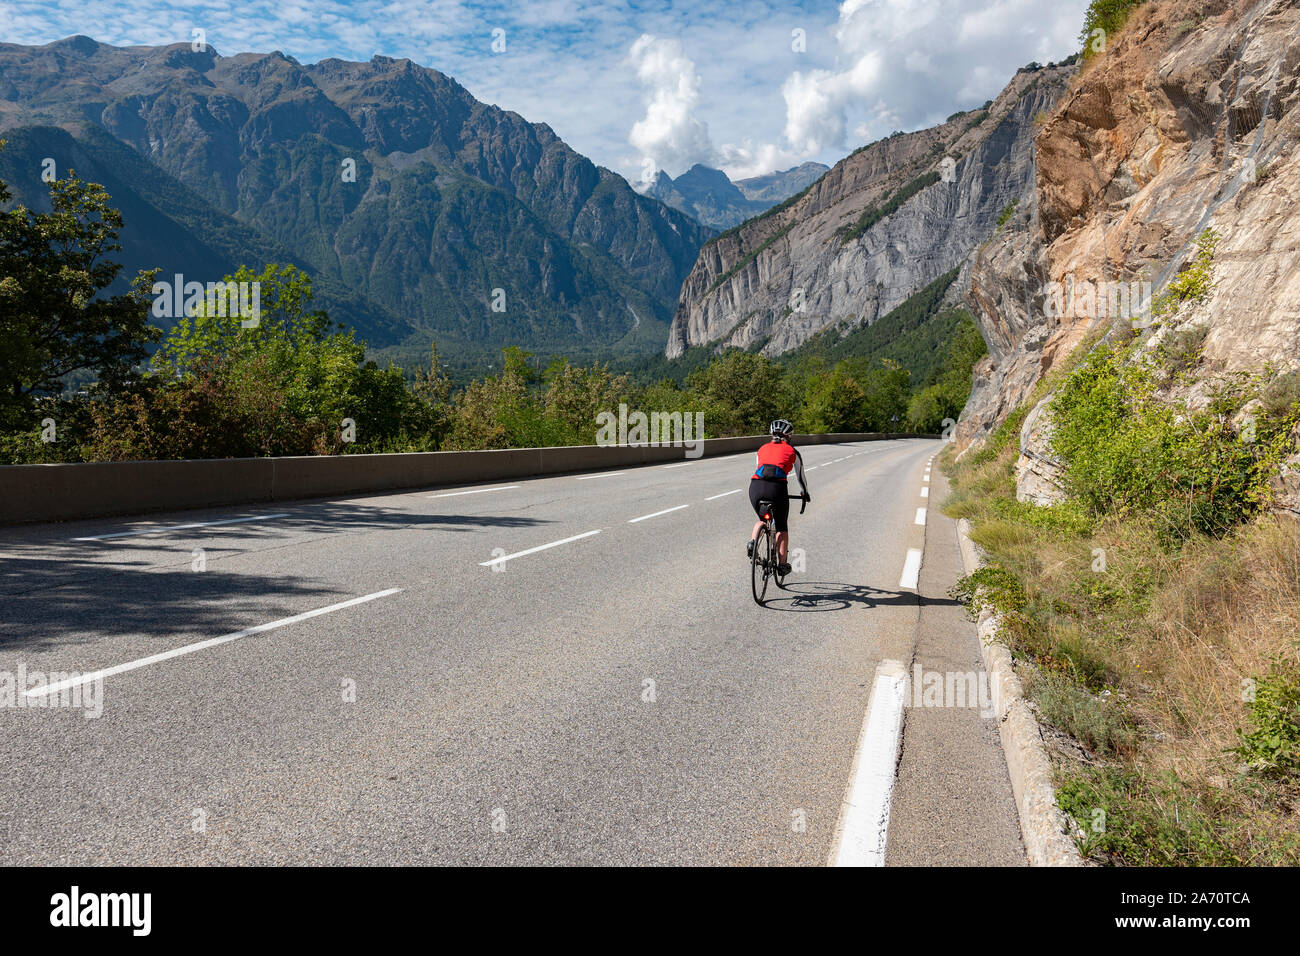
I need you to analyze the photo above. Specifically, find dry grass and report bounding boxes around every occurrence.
[943,389,1300,863]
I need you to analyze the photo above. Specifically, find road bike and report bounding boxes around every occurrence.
[751,492,807,605]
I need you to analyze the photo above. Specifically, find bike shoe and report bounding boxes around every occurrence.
[777,562,792,576]
[746,540,755,559]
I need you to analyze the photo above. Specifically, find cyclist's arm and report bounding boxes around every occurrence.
[793,449,810,498]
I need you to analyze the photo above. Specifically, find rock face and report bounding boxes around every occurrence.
[956,0,1300,511]
[665,65,1076,359]
[0,37,710,354]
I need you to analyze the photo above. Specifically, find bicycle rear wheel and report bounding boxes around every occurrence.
[751,526,772,604]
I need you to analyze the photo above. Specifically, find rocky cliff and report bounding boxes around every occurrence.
[664,64,1076,359]
[955,0,1300,509]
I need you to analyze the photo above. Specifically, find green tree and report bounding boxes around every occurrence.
[0,161,160,428]
[803,363,868,432]
[685,350,792,436]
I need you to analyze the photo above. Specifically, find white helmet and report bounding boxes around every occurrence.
[769,419,793,439]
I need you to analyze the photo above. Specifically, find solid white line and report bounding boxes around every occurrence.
[24,588,403,698]
[574,472,625,481]
[429,485,520,498]
[705,489,742,500]
[899,548,923,590]
[663,461,693,469]
[72,513,291,542]
[920,487,929,498]
[479,530,601,566]
[830,660,907,866]
[915,507,927,525]
[628,504,690,523]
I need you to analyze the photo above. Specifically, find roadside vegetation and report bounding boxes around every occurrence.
[1,161,987,463]
[943,310,1300,863]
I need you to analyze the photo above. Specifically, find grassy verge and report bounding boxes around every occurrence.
[942,332,1300,865]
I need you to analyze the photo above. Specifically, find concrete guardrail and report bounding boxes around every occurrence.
[0,432,930,525]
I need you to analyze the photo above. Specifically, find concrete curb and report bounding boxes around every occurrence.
[956,517,1084,867]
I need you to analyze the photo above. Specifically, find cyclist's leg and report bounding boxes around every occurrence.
[773,495,791,564]
[748,479,770,542]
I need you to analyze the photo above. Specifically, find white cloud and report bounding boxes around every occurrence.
[776,0,1089,156]
[627,34,716,182]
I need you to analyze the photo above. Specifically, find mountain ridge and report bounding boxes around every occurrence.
[0,36,710,358]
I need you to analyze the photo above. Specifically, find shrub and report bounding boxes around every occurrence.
[1047,340,1296,541]
[1151,229,1219,323]
[1235,657,1300,779]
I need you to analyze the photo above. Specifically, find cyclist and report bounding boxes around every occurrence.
[747,419,810,576]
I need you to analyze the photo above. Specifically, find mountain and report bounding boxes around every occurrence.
[640,163,772,231]
[734,162,829,202]
[0,37,710,360]
[664,63,1076,359]
[953,0,1300,513]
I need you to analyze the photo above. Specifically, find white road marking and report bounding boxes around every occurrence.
[807,466,819,471]
[72,513,291,542]
[480,530,601,566]
[663,461,693,469]
[628,504,690,523]
[429,485,520,498]
[574,472,625,481]
[899,548,923,590]
[706,489,742,500]
[24,588,403,698]
[920,487,929,498]
[830,659,907,866]
[915,507,927,525]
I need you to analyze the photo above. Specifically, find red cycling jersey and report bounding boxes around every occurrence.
[752,439,802,481]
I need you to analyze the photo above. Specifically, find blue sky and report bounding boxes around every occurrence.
[0,0,1090,183]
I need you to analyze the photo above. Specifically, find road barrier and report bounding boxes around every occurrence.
[1,433,929,525]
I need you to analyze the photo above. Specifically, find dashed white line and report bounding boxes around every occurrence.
[920,487,929,498]
[899,548,923,590]
[830,659,907,867]
[72,513,291,542]
[705,489,742,500]
[574,472,625,481]
[24,588,403,697]
[479,529,602,566]
[429,485,521,498]
[628,504,690,523]
[915,507,927,525]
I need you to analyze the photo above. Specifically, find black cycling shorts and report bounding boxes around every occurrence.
[749,478,790,533]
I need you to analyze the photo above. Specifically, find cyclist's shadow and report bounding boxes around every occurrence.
[762,581,936,612]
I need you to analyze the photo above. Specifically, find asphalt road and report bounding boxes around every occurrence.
[0,438,1024,865]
